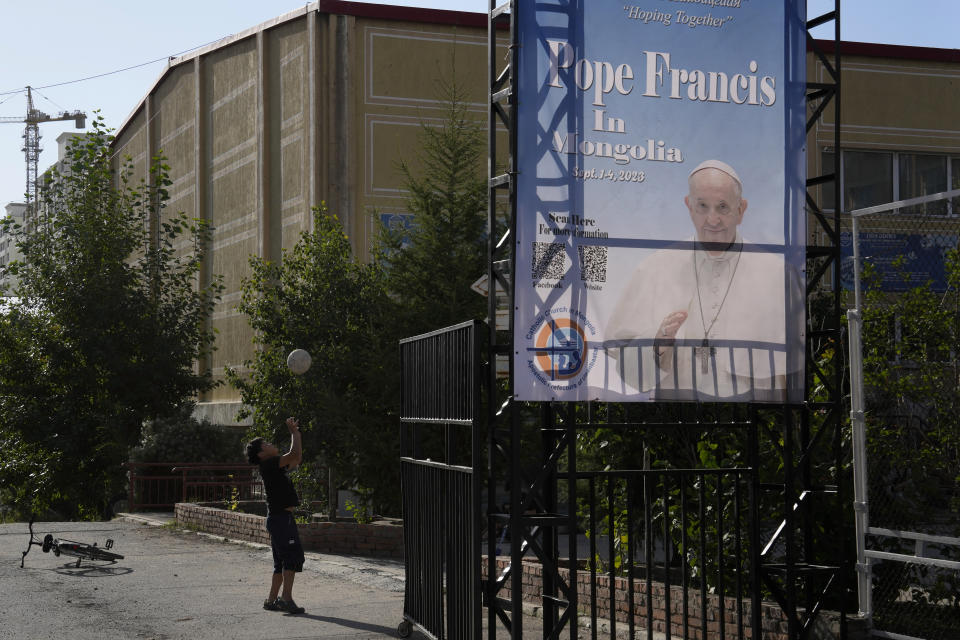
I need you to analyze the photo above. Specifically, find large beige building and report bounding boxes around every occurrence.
[809,41,960,299]
[108,1,960,424]
[809,41,960,218]
[111,1,497,424]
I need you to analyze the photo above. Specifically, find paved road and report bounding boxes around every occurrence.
[1,517,611,639]
[1,518,426,640]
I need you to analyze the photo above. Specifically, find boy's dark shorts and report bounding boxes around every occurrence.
[266,512,305,573]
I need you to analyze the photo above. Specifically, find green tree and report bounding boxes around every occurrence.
[857,252,960,616]
[227,208,398,517]
[0,307,63,517]
[860,254,960,528]
[130,403,243,464]
[0,116,222,519]
[376,79,488,336]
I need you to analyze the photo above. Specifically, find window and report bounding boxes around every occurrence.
[952,157,960,214]
[899,153,946,215]
[821,150,835,210]
[844,150,893,212]
[823,149,960,216]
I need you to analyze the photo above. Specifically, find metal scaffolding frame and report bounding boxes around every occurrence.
[481,1,846,638]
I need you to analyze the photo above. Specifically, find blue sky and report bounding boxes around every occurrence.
[1,0,956,208]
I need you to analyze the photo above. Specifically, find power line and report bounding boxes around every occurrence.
[0,37,229,97]
[0,93,21,108]
[30,87,64,113]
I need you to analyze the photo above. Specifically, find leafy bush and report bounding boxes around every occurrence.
[130,403,242,464]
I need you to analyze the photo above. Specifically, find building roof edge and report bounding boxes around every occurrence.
[111,6,960,147]
[811,38,960,64]
[314,0,487,28]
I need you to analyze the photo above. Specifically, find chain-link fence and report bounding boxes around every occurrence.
[848,190,960,639]
[871,558,960,640]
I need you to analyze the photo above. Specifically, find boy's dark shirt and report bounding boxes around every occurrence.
[259,456,300,515]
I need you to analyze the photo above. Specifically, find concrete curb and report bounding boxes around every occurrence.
[115,512,173,527]
[118,512,408,587]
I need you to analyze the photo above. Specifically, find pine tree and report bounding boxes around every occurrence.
[376,79,488,336]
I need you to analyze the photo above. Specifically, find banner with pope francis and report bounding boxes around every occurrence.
[513,0,807,403]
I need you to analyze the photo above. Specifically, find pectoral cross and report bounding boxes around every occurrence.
[695,338,715,375]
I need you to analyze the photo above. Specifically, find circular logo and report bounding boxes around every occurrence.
[533,318,587,380]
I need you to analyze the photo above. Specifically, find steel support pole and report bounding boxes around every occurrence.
[848,215,872,620]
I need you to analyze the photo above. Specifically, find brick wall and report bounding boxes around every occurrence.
[480,558,869,639]
[174,503,404,559]
[482,557,789,640]
[174,503,862,638]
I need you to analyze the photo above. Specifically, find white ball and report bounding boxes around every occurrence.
[286,349,311,375]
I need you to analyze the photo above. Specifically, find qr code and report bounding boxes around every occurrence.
[531,242,565,280]
[578,245,607,282]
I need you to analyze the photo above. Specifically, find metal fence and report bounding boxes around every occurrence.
[400,459,477,639]
[399,317,772,639]
[398,320,482,640]
[576,467,759,640]
[848,189,960,639]
[123,462,263,511]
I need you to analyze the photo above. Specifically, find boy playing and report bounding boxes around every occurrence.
[245,417,306,614]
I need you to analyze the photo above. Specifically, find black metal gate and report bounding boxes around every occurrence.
[576,466,760,639]
[479,402,769,639]
[399,321,482,640]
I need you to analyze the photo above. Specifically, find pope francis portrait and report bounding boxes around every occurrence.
[604,159,801,402]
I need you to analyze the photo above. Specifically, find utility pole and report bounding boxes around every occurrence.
[0,86,86,217]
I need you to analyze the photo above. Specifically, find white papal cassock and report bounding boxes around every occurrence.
[604,234,801,402]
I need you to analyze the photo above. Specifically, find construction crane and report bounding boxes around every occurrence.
[0,86,86,213]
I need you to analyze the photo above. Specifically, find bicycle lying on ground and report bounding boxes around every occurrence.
[21,516,124,568]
